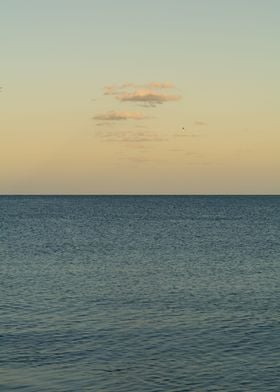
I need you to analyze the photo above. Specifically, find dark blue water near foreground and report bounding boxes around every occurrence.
[1,196,280,391]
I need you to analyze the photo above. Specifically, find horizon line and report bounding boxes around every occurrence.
[0,194,279,197]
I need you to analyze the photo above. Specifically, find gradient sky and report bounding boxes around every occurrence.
[1,0,280,194]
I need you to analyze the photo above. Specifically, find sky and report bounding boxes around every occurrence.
[1,0,280,194]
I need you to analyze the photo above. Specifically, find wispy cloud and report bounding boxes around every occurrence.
[104,82,175,93]
[118,155,166,165]
[148,82,175,89]
[119,156,153,163]
[95,129,167,143]
[116,90,181,106]
[104,85,120,95]
[174,133,200,138]
[103,82,181,107]
[96,122,116,127]
[93,111,147,121]
[195,121,207,126]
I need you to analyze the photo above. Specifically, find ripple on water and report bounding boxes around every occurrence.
[1,196,280,391]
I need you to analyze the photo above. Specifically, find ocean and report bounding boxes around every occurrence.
[1,196,280,391]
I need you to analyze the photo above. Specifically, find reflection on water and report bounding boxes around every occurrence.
[1,196,280,391]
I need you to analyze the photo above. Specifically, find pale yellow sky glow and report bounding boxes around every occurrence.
[1,0,280,194]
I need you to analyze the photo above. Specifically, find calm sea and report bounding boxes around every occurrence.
[1,196,280,391]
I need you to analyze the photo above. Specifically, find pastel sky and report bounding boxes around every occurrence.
[1,0,280,194]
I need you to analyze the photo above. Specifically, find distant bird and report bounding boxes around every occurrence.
[182,127,185,131]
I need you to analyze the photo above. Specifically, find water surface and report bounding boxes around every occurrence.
[1,196,280,391]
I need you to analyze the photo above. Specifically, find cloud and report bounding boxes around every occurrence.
[116,90,181,106]
[104,81,175,92]
[119,156,153,163]
[195,121,207,126]
[93,111,147,121]
[95,129,167,143]
[104,85,120,95]
[103,82,181,106]
[148,82,175,89]
[96,122,116,127]
[174,133,199,138]
[127,144,148,149]
[118,155,166,165]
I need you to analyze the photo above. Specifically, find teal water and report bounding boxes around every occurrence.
[1,196,280,391]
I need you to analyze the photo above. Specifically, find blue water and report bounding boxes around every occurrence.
[1,196,280,391]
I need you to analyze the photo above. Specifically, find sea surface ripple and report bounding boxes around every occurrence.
[1,196,280,391]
